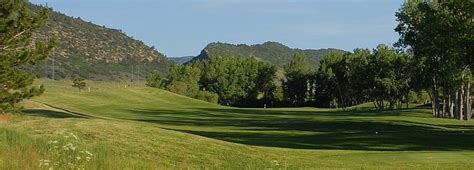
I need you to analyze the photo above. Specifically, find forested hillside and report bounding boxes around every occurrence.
[27,4,173,80]
[169,56,194,65]
[191,41,344,69]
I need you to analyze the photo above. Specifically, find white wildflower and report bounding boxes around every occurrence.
[39,159,51,167]
[76,157,81,160]
[63,143,74,151]
[69,132,78,140]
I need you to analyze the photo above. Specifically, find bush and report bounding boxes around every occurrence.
[194,91,219,104]
[146,70,162,88]
[166,81,189,96]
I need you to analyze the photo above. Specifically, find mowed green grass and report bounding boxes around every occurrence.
[1,79,474,169]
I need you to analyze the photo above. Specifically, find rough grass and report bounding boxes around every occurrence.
[1,79,473,169]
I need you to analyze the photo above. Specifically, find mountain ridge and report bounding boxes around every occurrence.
[189,41,345,69]
[169,56,194,65]
[28,4,173,80]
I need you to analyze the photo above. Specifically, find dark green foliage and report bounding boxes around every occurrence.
[256,62,278,104]
[163,56,278,107]
[166,81,190,96]
[163,65,201,96]
[145,70,162,88]
[314,51,346,108]
[369,45,412,109]
[26,4,173,80]
[0,0,53,113]
[72,78,86,91]
[197,56,279,106]
[395,0,473,119]
[197,57,260,105]
[193,91,219,104]
[283,52,311,105]
[192,41,344,70]
[314,45,413,109]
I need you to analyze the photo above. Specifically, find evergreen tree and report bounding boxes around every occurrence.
[0,0,54,113]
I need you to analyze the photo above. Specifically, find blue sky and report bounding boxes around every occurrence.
[30,0,403,57]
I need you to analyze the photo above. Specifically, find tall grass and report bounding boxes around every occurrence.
[0,128,166,169]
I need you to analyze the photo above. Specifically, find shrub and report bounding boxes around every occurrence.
[194,91,219,103]
[146,70,162,88]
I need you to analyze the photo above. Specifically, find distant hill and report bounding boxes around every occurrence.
[28,4,173,80]
[169,56,194,65]
[190,42,345,70]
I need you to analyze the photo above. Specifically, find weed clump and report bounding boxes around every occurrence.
[40,130,93,169]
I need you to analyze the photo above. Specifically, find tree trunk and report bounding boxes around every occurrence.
[436,91,440,117]
[431,98,436,117]
[442,92,447,117]
[381,100,384,110]
[464,82,471,120]
[431,85,440,118]
[449,89,454,118]
[458,86,464,120]
[455,90,459,119]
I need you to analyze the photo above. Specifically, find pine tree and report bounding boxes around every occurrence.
[0,0,54,113]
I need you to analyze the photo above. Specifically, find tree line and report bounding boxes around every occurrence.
[148,44,427,109]
[146,0,472,120]
[395,0,473,120]
[1,0,472,122]
[147,56,278,107]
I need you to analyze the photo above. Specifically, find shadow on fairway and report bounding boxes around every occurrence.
[126,107,474,151]
[23,109,90,119]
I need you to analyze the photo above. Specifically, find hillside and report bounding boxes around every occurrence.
[1,79,473,168]
[191,42,345,69]
[27,4,173,80]
[169,56,194,65]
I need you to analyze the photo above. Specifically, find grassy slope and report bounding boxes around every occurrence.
[1,79,474,169]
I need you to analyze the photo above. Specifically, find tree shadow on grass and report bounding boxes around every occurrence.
[124,107,474,151]
[22,109,90,119]
[167,128,473,151]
